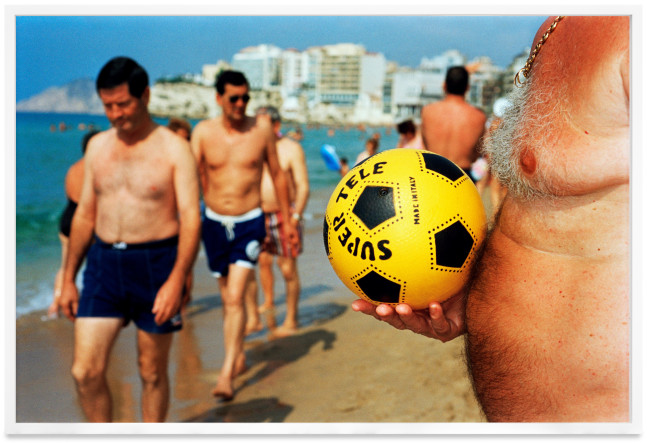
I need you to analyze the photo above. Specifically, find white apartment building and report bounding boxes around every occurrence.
[232,44,282,91]
[280,48,309,100]
[390,68,444,122]
[219,44,517,124]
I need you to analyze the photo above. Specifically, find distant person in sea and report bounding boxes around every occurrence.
[287,127,304,142]
[190,70,298,401]
[245,106,310,337]
[395,119,424,150]
[58,56,201,423]
[167,117,192,141]
[420,66,486,182]
[339,157,350,177]
[354,137,379,166]
[49,129,99,319]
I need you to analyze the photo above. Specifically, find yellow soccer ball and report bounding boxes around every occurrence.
[323,149,487,310]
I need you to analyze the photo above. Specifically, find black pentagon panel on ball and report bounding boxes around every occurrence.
[421,152,465,181]
[323,218,330,257]
[353,185,395,230]
[434,221,475,268]
[356,270,401,304]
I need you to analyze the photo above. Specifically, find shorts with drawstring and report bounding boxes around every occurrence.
[201,206,266,278]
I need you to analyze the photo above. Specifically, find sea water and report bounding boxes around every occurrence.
[15,112,400,317]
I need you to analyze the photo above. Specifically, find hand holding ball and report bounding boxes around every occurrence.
[323,149,487,310]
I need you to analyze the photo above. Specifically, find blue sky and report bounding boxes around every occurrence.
[14,14,553,101]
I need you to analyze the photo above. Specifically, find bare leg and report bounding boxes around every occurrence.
[71,317,123,422]
[244,272,263,334]
[50,234,69,318]
[258,251,275,312]
[213,265,251,400]
[274,256,300,337]
[136,329,174,422]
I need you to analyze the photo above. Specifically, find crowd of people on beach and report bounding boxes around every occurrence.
[45,15,630,425]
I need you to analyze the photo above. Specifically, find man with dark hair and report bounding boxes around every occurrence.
[444,66,469,95]
[95,56,149,98]
[59,56,201,422]
[420,65,486,181]
[191,71,298,400]
[214,69,249,95]
[353,16,630,422]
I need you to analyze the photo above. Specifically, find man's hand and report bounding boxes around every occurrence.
[351,291,467,343]
[284,219,301,257]
[58,280,80,322]
[152,274,184,325]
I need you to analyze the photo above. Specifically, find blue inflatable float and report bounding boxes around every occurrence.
[320,144,341,171]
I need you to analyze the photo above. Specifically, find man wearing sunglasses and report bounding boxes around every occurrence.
[191,70,299,401]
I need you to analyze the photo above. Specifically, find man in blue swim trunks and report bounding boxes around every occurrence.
[58,57,201,422]
[191,71,299,401]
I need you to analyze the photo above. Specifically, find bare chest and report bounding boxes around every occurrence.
[203,129,265,172]
[92,146,173,201]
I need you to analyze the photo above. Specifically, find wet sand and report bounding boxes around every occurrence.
[14,187,486,427]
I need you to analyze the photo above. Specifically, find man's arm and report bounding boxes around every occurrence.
[263,121,300,249]
[59,140,99,321]
[288,141,309,221]
[189,123,208,194]
[152,139,201,325]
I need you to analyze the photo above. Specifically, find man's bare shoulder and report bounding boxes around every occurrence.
[193,117,222,134]
[278,136,303,151]
[84,128,114,159]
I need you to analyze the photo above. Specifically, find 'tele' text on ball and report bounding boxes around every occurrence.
[334,161,387,203]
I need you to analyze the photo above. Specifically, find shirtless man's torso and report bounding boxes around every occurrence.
[467,16,630,421]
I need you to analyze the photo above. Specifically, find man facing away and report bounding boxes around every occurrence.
[191,71,299,401]
[420,66,486,181]
[58,57,201,422]
[245,106,310,337]
[353,16,630,422]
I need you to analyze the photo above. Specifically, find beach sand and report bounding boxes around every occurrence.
[15,187,488,425]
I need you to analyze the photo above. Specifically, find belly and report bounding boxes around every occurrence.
[465,224,630,422]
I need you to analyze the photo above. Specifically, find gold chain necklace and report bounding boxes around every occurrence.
[514,16,565,87]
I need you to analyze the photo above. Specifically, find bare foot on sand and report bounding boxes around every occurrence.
[213,353,247,401]
[271,325,299,338]
[212,377,234,401]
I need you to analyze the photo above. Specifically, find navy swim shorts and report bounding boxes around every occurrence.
[201,206,265,278]
[77,235,183,334]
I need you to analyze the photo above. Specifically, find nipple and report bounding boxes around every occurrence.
[520,149,537,175]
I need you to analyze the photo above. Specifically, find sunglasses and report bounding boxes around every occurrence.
[228,94,250,104]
